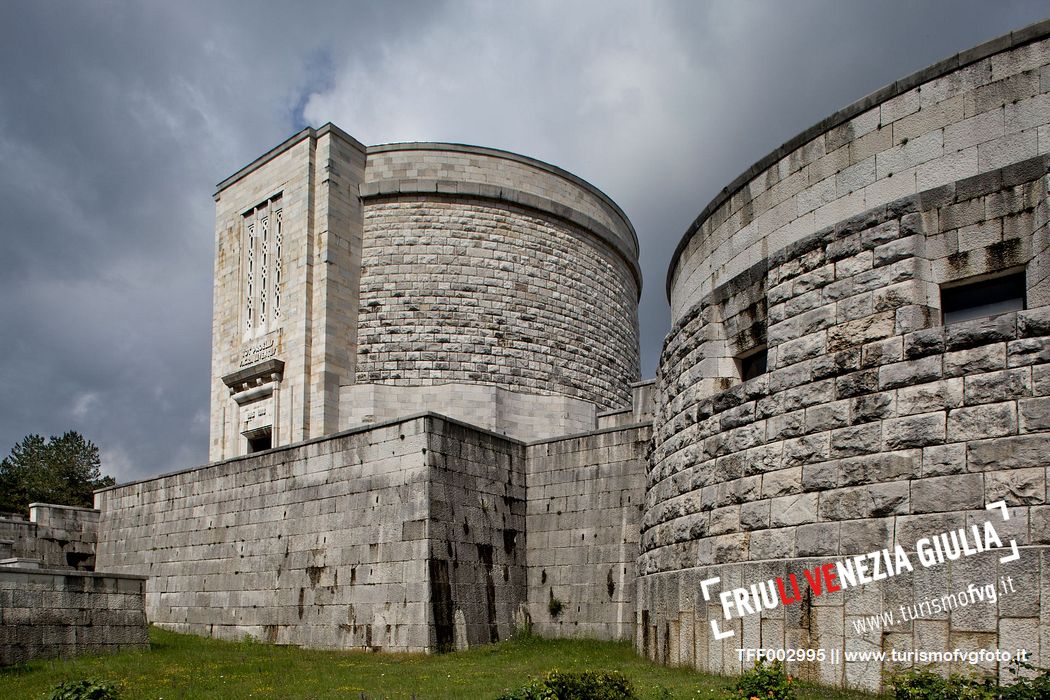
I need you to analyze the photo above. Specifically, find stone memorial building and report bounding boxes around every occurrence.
[8,17,1046,692]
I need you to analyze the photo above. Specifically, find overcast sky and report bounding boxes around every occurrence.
[0,1,1046,484]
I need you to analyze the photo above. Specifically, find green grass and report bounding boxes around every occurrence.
[0,627,880,700]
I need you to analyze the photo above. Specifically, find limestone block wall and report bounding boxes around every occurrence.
[668,20,1050,320]
[637,551,1047,691]
[97,414,536,653]
[646,170,1050,688]
[0,567,148,665]
[427,417,527,650]
[355,194,640,412]
[651,25,1050,686]
[97,417,434,651]
[0,504,99,570]
[525,424,649,641]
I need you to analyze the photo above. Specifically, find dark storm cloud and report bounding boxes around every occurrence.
[0,0,1045,482]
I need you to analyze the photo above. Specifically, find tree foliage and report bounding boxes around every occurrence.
[0,432,115,513]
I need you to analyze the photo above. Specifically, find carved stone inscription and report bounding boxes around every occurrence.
[240,332,279,367]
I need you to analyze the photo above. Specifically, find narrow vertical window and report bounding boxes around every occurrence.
[243,195,283,339]
[259,213,268,327]
[273,208,282,318]
[245,221,255,334]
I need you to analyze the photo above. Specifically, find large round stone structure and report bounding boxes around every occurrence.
[208,132,640,460]
[640,23,1050,691]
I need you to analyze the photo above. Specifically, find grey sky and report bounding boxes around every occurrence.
[0,1,1045,483]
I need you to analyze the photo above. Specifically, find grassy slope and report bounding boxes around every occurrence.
[0,627,879,700]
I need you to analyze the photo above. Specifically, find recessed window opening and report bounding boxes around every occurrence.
[247,432,272,453]
[737,346,768,382]
[941,271,1026,325]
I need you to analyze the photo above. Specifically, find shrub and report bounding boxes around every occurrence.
[729,660,795,700]
[548,595,564,619]
[889,662,1050,699]
[497,670,635,700]
[999,661,1050,699]
[49,679,121,700]
[888,667,990,699]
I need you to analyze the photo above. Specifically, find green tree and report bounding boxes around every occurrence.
[0,432,115,513]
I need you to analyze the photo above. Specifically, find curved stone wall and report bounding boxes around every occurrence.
[644,23,1050,692]
[668,26,1050,321]
[353,145,641,414]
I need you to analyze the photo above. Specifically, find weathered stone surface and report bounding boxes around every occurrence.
[830,424,882,458]
[921,443,966,477]
[796,522,840,556]
[0,569,148,666]
[878,356,942,390]
[963,368,1032,404]
[762,468,803,498]
[827,312,895,351]
[947,402,1017,442]
[903,327,945,358]
[883,412,946,449]
[945,313,1017,351]
[967,434,1047,471]
[910,473,985,512]
[985,467,1045,505]
[943,344,1007,377]
[1008,338,1050,367]
[851,391,896,423]
[818,481,909,519]
[1019,396,1050,432]
[897,379,964,415]
[770,493,819,527]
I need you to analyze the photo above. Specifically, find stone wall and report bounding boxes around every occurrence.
[209,129,641,461]
[0,504,99,571]
[652,25,1050,689]
[525,424,649,641]
[97,417,434,651]
[355,196,640,412]
[96,414,535,653]
[427,417,527,650]
[668,22,1050,319]
[637,550,1047,691]
[649,55,1050,688]
[0,567,148,665]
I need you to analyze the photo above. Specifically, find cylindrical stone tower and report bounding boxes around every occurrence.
[347,142,641,436]
[640,20,1050,692]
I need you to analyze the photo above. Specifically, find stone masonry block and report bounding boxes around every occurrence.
[770,493,819,527]
[963,368,1032,404]
[947,402,1018,442]
[819,482,909,520]
[910,474,984,513]
[883,412,946,450]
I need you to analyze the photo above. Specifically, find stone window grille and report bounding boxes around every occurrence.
[273,208,282,319]
[243,195,283,338]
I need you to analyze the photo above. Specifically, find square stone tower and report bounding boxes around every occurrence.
[209,125,366,461]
